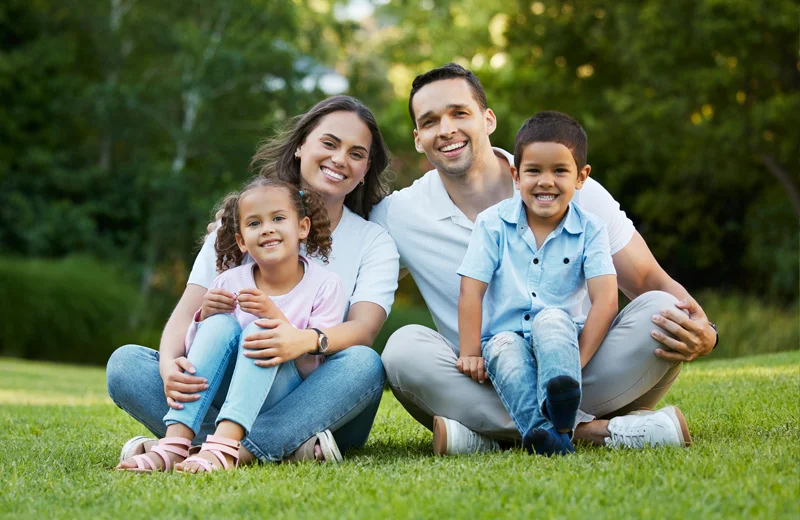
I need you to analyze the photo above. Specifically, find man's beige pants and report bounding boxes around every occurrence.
[382,291,683,441]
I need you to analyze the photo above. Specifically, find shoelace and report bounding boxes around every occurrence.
[606,427,647,449]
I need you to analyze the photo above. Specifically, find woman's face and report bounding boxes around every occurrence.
[296,111,373,204]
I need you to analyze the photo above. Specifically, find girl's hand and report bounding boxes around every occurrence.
[237,288,281,319]
[160,357,208,410]
[200,288,236,321]
[242,319,318,367]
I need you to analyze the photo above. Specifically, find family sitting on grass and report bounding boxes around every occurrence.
[108,63,717,472]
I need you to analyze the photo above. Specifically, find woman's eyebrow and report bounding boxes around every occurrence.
[323,133,368,154]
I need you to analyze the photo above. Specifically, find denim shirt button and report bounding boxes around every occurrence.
[533,258,539,264]
[524,314,530,321]
[563,258,570,264]
[531,292,536,298]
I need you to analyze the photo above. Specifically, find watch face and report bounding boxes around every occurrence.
[320,335,329,351]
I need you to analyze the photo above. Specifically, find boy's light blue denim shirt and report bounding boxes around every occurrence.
[457,194,616,342]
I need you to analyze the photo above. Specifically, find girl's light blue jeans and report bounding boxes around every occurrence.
[106,319,385,462]
[163,314,301,436]
[481,308,582,438]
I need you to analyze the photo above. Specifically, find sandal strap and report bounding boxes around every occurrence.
[150,445,173,471]
[200,442,240,466]
[182,455,214,472]
[160,436,192,447]
[131,453,156,471]
[205,435,240,448]
[159,444,190,458]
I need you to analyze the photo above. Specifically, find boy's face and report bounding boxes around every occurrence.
[411,78,496,177]
[511,142,590,224]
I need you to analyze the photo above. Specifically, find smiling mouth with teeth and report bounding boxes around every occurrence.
[439,141,467,152]
[321,166,345,181]
[260,240,281,248]
[535,194,558,201]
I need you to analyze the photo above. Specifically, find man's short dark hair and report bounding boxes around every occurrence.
[514,111,588,171]
[408,63,488,127]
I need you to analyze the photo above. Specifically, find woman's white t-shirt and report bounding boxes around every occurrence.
[188,206,400,320]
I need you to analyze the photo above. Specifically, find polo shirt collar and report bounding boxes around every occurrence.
[428,170,463,221]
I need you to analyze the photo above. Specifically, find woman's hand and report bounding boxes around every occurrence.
[242,319,319,368]
[200,288,236,321]
[237,288,282,320]
[160,356,208,410]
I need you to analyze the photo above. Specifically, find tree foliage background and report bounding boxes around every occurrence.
[0,0,797,360]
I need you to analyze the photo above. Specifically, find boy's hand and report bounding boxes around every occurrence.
[200,288,236,321]
[237,288,279,319]
[456,355,487,384]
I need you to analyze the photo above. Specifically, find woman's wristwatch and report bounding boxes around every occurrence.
[710,322,719,350]
[309,328,329,355]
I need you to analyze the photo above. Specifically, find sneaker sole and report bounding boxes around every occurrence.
[432,416,448,456]
[317,430,343,463]
[119,436,153,462]
[660,406,693,447]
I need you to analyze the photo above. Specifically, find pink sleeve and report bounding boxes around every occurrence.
[185,273,227,353]
[307,276,347,330]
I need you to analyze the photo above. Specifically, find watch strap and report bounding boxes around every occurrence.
[709,322,719,350]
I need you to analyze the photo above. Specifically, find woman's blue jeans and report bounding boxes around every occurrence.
[163,314,303,436]
[106,319,386,462]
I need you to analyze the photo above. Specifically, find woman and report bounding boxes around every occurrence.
[108,96,398,468]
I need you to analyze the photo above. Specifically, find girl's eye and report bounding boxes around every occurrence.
[247,221,259,227]
[350,152,365,160]
[323,141,335,148]
[273,216,285,222]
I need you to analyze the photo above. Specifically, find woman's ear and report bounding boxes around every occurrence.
[299,216,311,240]
[235,233,247,253]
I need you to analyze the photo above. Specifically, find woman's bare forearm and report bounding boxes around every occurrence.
[159,284,207,377]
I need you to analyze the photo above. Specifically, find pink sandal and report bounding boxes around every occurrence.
[178,435,240,473]
[118,437,192,473]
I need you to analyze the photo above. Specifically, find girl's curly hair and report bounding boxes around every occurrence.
[215,177,333,272]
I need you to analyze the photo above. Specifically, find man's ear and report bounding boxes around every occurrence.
[299,216,311,240]
[576,164,591,190]
[484,108,497,136]
[235,233,247,253]
[510,165,521,189]
[413,129,424,153]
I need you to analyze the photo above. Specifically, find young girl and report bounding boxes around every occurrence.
[121,177,345,473]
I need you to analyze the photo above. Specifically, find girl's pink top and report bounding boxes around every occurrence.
[185,256,346,378]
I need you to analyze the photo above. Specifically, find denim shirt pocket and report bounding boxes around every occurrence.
[545,254,582,296]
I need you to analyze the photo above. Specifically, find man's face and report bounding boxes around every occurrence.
[411,78,496,177]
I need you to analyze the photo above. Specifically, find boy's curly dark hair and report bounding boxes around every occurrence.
[215,177,333,272]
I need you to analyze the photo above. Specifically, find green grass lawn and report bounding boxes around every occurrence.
[1,351,798,519]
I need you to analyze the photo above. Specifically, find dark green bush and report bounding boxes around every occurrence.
[0,256,161,365]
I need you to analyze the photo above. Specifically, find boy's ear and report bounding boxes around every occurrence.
[235,233,247,253]
[576,164,591,189]
[510,165,522,190]
[299,216,311,240]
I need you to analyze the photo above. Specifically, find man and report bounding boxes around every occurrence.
[370,63,717,454]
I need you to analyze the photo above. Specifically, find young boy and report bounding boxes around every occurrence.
[456,111,618,456]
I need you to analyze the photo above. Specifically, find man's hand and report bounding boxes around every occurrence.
[456,355,487,384]
[242,319,318,367]
[199,288,236,321]
[237,288,279,319]
[651,296,716,362]
[161,357,208,410]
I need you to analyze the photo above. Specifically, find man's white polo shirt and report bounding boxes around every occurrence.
[369,148,635,349]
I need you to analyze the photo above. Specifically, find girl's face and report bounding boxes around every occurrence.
[295,111,373,204]
[235,187,310,266]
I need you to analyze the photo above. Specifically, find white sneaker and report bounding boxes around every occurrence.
[433,416,501,456]
[605,406,692,449]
